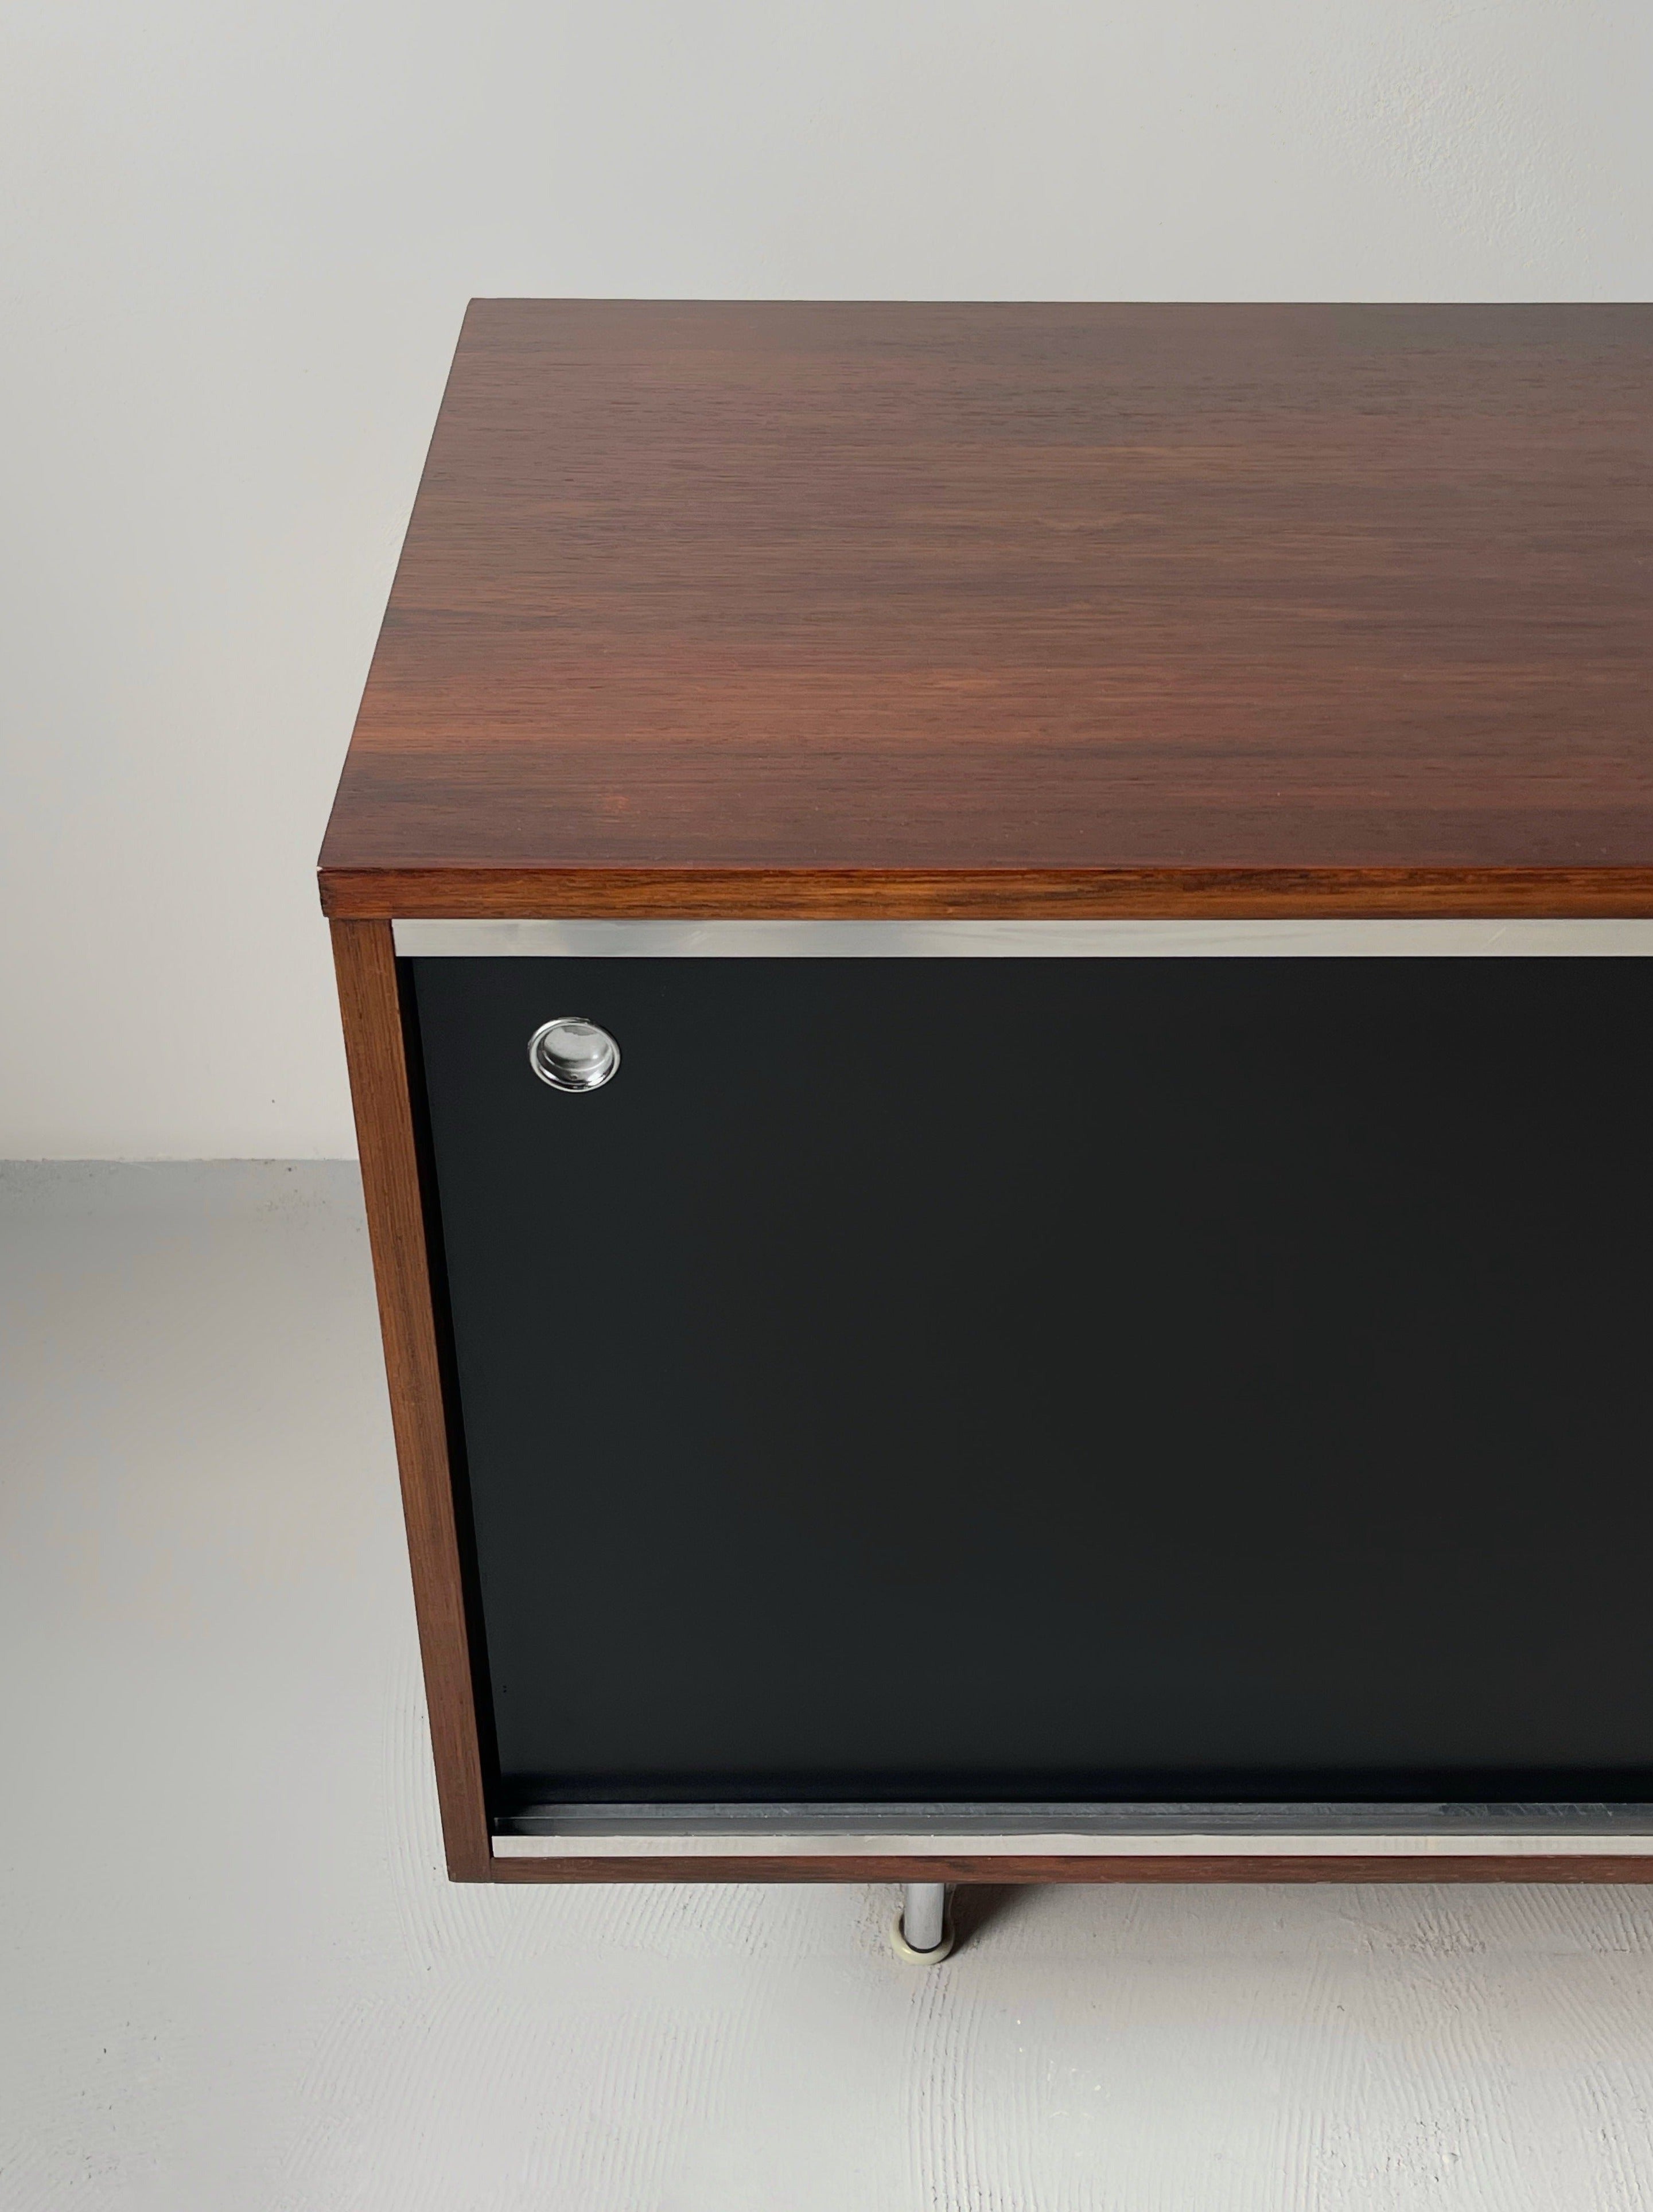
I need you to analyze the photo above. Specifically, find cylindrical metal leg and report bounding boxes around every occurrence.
[902,1882,947,1954]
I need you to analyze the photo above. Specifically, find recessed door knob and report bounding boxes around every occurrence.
[528,1017,620,1093]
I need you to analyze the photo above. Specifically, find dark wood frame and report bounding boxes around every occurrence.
[332,917,491,1881]
[323,301,1653,1883]
[331,910,1653,1886]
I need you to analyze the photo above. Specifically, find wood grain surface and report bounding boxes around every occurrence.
[329,920,492,1878]
[319,301,1653,919]
[488,1853,1653,1885]
[326,307,1653,1880]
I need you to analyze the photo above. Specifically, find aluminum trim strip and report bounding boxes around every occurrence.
[394,919,1653,959]
[492,1802,1653,1856]
[493,1831,1653,1859]
[496,1800,1653,1835]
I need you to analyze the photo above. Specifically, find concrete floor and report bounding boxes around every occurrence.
[5,1163,1653,2210]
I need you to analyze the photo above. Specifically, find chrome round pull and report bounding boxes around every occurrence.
[528,1017,620,1093]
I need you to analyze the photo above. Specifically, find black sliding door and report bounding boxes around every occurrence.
[410,956,1653,1814]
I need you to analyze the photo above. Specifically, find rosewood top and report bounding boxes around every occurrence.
[318,301,1653,919]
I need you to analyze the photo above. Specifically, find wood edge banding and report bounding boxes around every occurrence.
[318,865,1653,922]
[489,1852,1653,1885]
[330,918,492,1880]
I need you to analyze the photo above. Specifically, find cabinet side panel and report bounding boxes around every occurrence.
[330,918,492,1879]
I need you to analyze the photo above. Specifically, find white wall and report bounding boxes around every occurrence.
[1,0,1649,1156]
